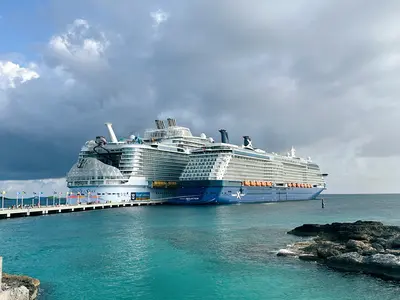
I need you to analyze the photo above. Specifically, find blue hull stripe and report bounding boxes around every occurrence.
[167,182,325,205]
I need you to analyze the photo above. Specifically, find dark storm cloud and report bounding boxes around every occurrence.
[1,0,400,180]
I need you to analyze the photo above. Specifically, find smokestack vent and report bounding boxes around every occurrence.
[243,136,252,148]
[167,118,177,127]
[219,129,229,144]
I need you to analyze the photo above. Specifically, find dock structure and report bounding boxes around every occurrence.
[0,201,164,220]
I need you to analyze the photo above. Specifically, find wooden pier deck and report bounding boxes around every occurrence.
[0,200,164,219]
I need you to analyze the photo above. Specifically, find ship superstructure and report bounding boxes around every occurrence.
[169,129,328,204]
[66,119,212,203]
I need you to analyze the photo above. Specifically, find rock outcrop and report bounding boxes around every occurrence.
[277,220,400,280]
[2,274,40,300]
[0,257,40,300]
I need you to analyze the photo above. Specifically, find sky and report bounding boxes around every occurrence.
[0,0,400,196]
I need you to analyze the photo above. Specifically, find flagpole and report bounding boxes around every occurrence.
[21,192,24,208]
[32,193,35,207]
[16,192,19,208]
[46,196,48,207]
[38,192,41,207]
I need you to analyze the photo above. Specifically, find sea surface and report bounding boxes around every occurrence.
[1,194,400,300]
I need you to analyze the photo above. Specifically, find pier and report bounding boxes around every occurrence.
[0,201,164,220]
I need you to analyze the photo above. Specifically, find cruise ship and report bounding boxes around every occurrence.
[168,129,328,204]
[66,118,212,203]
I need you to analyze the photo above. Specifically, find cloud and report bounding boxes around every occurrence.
[1,0,400,193]
[0,61,39,89]
[47,19,110,66]
[0,178,66,197]
[150,9,169,29]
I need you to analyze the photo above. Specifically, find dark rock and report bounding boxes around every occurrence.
[315,241,345,259]
[345,239,376,254]
[386,249,400,256]
[287,224,323,237]
[288,220,400,243]
[326,252,365,271]
[388,237,400,249]
[299,254,320,262]
[371,243,385,252]
[279,220,400,281]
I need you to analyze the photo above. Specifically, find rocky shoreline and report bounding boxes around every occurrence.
[1,273,40,300]
[0,257,40,300]
[277,220,400,281]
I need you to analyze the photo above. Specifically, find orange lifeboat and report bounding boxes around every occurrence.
[296,183,300,188]
[261,181,267,187]
[268,182,273,186]
[244,181,250,186]
[256,181,261,187]
[250,181,256,186]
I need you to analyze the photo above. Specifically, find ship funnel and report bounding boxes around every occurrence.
[219,129,229,144]
[105,122,118,143]
[167,118,177,127]
[243,136,253,148]
[155,120,165,129]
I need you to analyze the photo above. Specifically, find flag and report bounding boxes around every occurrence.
[33,192,37,195]
[1,191,5,195]
[23,191,26,195]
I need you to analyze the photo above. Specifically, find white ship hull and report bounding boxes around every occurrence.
[68,185,178,204]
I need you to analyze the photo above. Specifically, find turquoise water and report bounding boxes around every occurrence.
[1,194,400,299]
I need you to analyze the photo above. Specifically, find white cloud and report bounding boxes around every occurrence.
[0,178,67,197]
[150,9,169,28]
[48,18,110,65]
[0,61,39,89]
